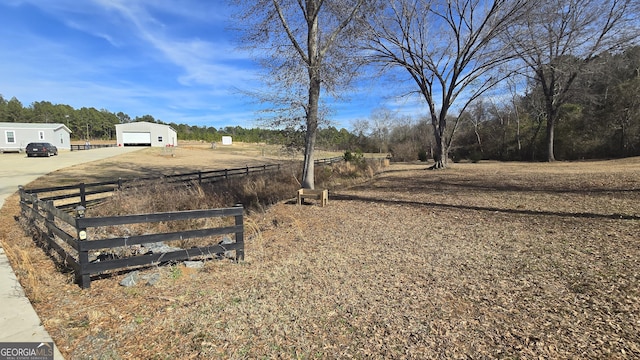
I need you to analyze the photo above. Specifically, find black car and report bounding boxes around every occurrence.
[26,142,58,157]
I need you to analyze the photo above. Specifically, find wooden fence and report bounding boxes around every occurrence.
[23,163,289,210]
[314,156,344,165]
[23,157,344,208]
[19,187,244,288]
[17,156,343,288]
[70,144,118,151]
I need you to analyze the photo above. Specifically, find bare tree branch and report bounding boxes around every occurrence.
[231,0,370,187]
[365,0,530,168]
[505,0,640,161]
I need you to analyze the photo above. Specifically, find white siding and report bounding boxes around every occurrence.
[0,123,71,152]
[116,122,178,147]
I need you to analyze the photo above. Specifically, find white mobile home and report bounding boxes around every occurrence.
[0,122,72,153]
[115,121,177,147]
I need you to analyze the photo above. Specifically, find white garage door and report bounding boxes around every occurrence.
[122,132,151,145]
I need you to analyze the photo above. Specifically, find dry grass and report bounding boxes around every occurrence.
[1,156,639,359]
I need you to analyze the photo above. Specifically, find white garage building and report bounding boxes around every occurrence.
[115,121,177,147]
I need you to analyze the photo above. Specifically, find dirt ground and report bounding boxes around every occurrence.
[1,150,639,359]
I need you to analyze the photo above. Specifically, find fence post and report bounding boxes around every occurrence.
[45,200,55,250]
[225,169,229,180]
[75,205,91,288]
[18,186,25,217]
[198,171,202,184]
[79,183,86,207]
[234,204,244,262]
[118,177,123,190]
[246,165,249,175]
[32,192,39,213]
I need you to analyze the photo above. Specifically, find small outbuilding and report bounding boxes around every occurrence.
[0,122,72,153]
[115,121,177,147]
[221,136,233,146]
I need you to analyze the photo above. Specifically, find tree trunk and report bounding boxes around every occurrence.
[301,100,318,188]
[546,121,555,161]
[474,124,483,152]
[546,101,556,162]
[516,115,522,160]
[300,70,320,189]
[620,121,626,156]
[301,6,320,190]
[430,119,446,169]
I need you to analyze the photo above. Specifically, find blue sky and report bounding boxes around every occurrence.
[0,0,423,130]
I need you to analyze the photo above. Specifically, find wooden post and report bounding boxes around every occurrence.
[33,193,39,213]
[18,186,25,218]
[75,206,90,288]
[79,183,86,207]
[234,204,244,262]
[46,200,55,250]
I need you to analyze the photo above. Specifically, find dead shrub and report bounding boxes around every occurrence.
[316,158,385,187]
[68,163,384,246]
[389,141,419,162]
[223,169,300,211]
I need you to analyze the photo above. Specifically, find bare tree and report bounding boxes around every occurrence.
[504,76,524,158]
[370,107,399,153]
[467,99,490,153]
[350,118,370,138]
[365,0,530,169]
[231,0,368,188]
[505,0,640,161]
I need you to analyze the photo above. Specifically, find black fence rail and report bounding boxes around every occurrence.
[16,156,343,288]
[315,156,343,165]
[24,180,126,210]
[162,163,284,184]
[23,165,286,208]
[19,187,244,288]
[70,143,118,151]
[23,157,344,208]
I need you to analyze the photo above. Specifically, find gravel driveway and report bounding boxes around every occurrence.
[0,147,142,209]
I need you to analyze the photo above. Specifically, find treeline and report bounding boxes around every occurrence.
[2,46,637,161]
[452,46,640,161]
[358,46,640,162]
[0,97,361,150]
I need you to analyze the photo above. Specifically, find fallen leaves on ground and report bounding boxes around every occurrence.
[1,159,639,359]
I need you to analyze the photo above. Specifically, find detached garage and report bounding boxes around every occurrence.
[115,121,177,147]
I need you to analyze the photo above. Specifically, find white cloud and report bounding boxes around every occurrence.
[84,0,258,88]
[0,0,395,129]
